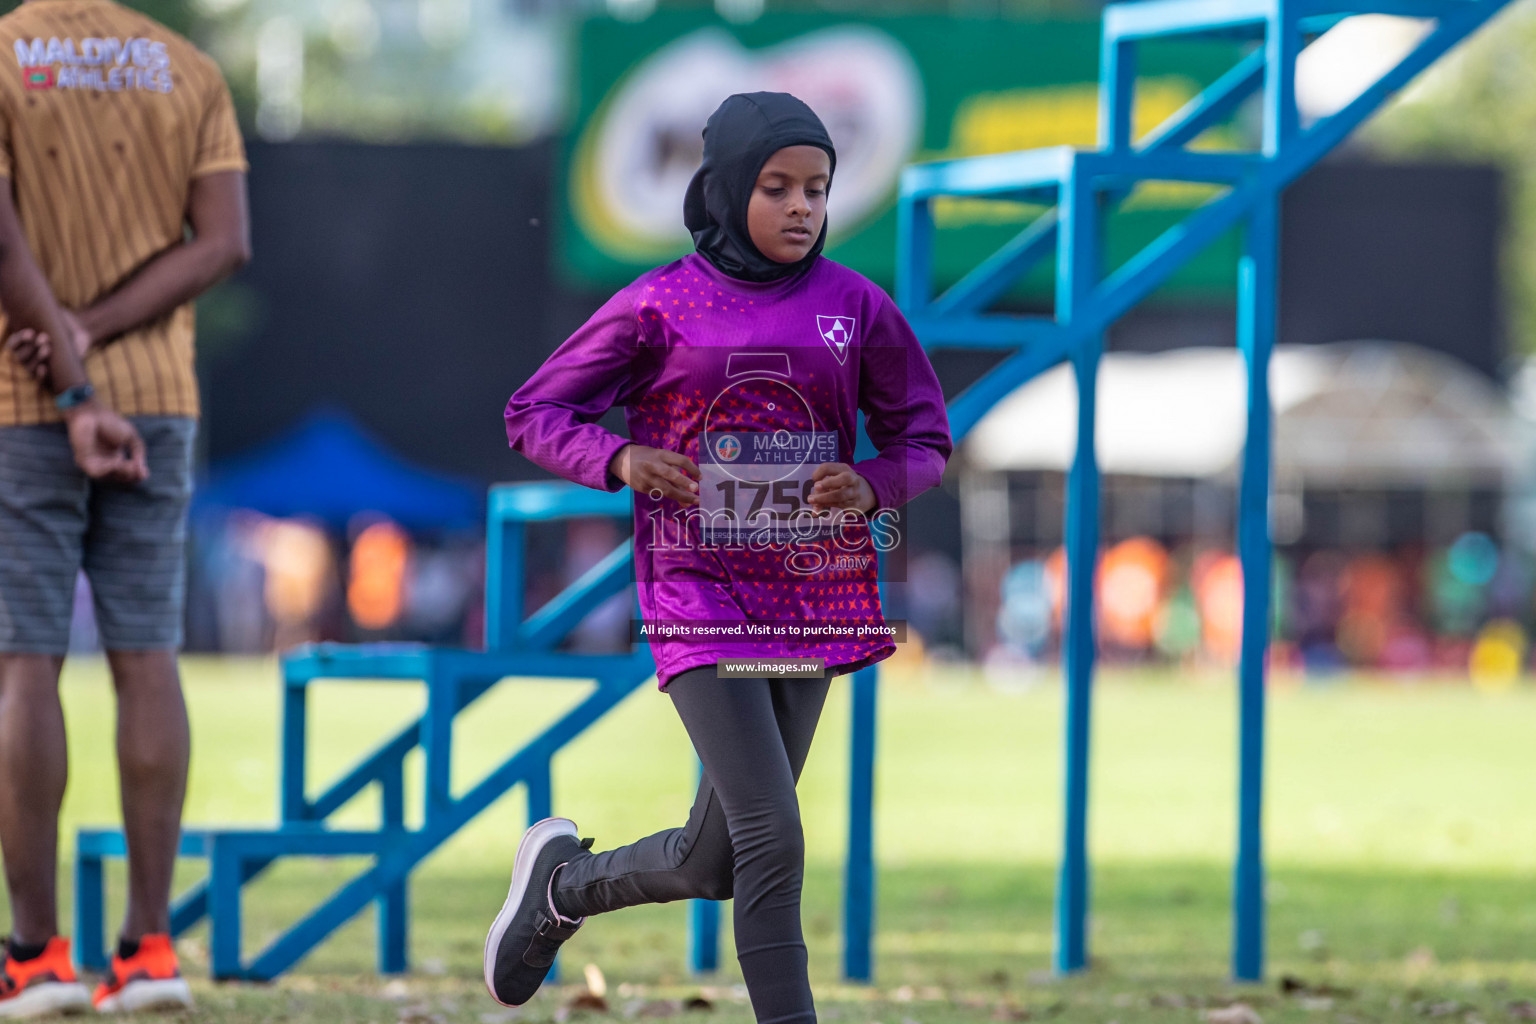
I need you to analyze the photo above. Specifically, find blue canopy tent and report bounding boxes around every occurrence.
[194,409,484,531]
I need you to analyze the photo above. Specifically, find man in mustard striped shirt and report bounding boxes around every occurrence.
[0,0,249,1014]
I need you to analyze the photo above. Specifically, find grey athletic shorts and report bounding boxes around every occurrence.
[0,416,195,654]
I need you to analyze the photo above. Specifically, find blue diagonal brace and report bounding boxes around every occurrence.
[1140,50,1267,151]
[921,49,1266,322]
[906,314,1062,349]
[946,336,1080,442]
[170,856,276,937]
[928,213,1062,320]
[516,540,635,649]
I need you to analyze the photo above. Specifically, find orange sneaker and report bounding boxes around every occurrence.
[90,936,191,1014]
[0,936,91,1018]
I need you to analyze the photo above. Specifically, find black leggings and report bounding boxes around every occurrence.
[552,666,831,1024]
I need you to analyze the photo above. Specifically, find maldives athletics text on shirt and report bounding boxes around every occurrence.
[16,35,175,94]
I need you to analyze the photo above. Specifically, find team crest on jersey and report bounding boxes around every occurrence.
[713,434,741,462]
[816,315,855,365]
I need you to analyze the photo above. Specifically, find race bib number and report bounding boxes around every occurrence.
[699,430,839,544]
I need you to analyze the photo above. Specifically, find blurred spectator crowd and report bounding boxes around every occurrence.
[988,531,1532,685]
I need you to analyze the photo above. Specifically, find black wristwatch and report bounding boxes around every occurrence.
[54,382,95,412]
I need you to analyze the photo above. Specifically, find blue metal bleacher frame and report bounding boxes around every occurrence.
[896,0,1512,983]
[75,482,880,984]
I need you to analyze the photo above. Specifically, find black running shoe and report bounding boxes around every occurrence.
[483,817,593,1007]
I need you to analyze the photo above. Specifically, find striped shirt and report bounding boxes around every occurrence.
[0,0,247,426]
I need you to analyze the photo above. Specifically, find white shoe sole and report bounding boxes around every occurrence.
[93,978,193,1014]
[482,816,578,1006]
[0,981,92,1018]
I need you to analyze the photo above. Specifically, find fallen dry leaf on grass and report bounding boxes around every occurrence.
[636,999,682,1017]
[1412,1000,1472,1018]
[558,991,611,1020]
[1278,975,1353,999]
[397,1006,446,1024]
[174,937,207,966]
[1202,1003,1263,1024]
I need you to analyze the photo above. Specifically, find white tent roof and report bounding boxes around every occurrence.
[964,341,1524,486]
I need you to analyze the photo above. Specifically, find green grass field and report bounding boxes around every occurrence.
[7,657,1536,1023]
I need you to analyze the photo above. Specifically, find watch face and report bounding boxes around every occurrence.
[55,383,94,410]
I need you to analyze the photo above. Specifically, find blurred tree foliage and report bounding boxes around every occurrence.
[1367,3,1536,360]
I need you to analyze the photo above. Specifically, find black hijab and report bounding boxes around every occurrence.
[683,92,837,283]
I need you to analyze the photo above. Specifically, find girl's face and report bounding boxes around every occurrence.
[746,145,831,264]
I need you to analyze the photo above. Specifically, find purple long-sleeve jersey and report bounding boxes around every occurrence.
[505,253,953,689]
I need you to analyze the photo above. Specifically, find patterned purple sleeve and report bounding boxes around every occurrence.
[504,289,639,493]
[852,292,954,511]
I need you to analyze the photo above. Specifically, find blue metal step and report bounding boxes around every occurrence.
[1102,0,1468,43]
[76,827,401,977]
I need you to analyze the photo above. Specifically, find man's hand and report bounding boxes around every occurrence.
[609,443,700,506]
[6,312,91,383]
[65,403,148,484]
[808,462,877,514]
[5,327,52,380]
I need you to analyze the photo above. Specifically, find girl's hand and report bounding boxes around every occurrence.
[808,462,876,514]
[610,443,700,506]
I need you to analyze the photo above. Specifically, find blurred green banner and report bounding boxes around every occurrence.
[561,13,1247,303]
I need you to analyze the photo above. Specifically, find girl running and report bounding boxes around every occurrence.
[487,92,952,1024]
